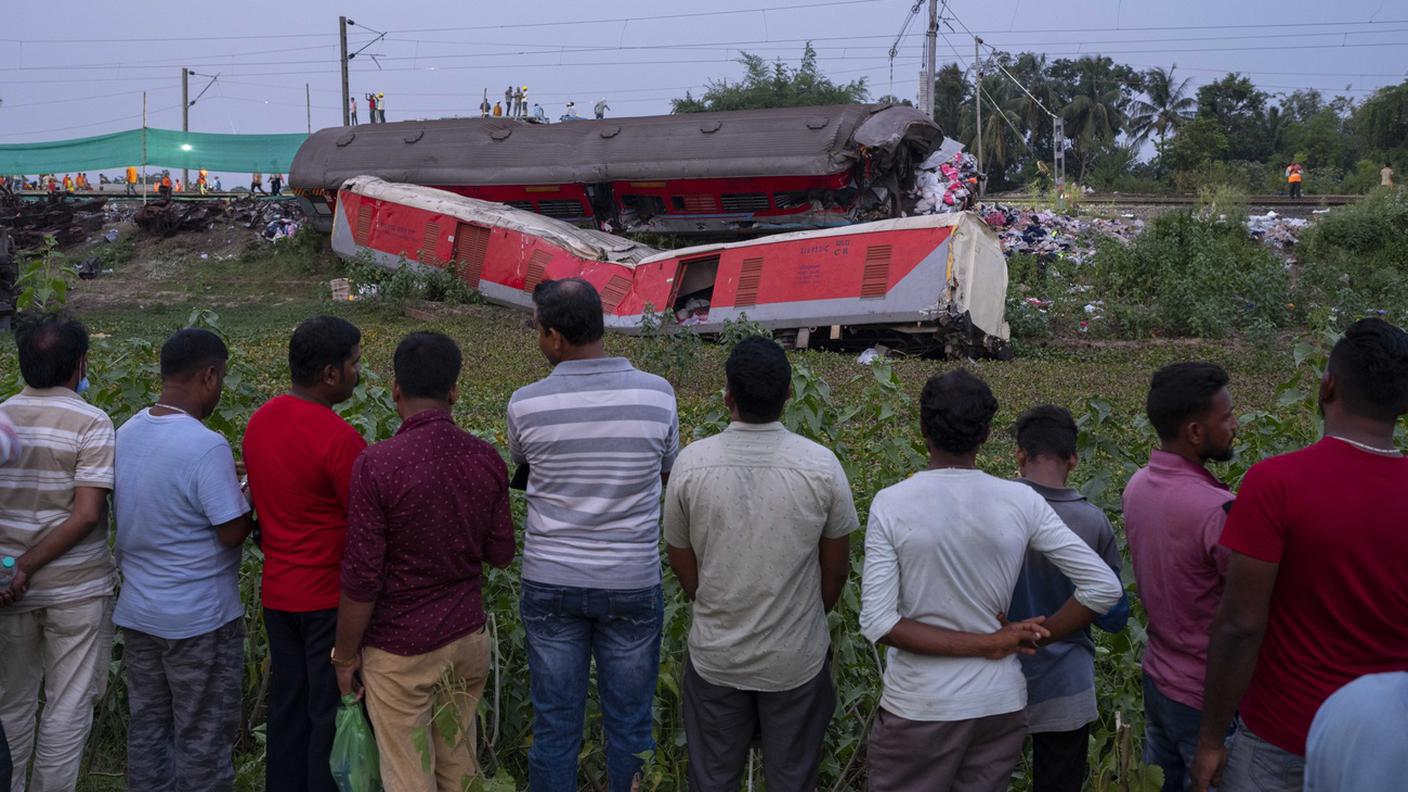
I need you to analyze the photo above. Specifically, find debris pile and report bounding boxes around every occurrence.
[131,196,305,240]
[0,192,108,251]
[1244,210,1309,251]
[911,150,981,214]
[977,205,1144,263]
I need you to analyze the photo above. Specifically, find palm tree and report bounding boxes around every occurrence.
[1063,60,1126,181]
[1127,65,1196,148]
[959,74,1025,184]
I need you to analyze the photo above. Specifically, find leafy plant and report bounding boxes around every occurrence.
[16,236,74,312]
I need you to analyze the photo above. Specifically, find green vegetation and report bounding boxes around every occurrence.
[670,43,867,114]
[1296,188,1408,327]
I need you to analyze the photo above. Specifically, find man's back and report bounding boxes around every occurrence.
[243,394,366,611]
[508,357,678,590]
[1122,450,1233,708]
[1220,438,1408,755]
[0,387,116,608]
[663,422,856,691]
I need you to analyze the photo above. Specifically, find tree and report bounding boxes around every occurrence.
[958,74,1025,184]
[671,43,868,113]
[1351,80,1408,154]
[1127,65,1196,147]
[931,63,969,137]
[1196,73,1272,161]
[1158,117,1229,174]
[1061,57,1130,180]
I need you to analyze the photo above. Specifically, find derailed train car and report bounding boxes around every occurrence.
[291,104,940,237]
[331,177,1010,357]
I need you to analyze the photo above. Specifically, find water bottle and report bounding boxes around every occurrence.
[0,556,15,589]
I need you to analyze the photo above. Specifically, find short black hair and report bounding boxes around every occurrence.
[160,328,228,378]
[1146,362,1230,440]
[1328,318,1408,422]
[289,315,361,386]
[15,312,89,389]
[920,369,999,454]
[533,278,604,346]
[1015,404,1078,460]
[393,331,462,400]
[725,336,791,422]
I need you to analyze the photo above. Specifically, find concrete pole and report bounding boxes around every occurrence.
[141,92,148,205]
[923,0,937,118]
[181,67,189,190]
[306,83,312,133]
[339,16,351,126]
[974,36,984,197]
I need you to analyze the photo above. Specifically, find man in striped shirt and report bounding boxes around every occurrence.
[508,278,679,792]
[0,313,117,792]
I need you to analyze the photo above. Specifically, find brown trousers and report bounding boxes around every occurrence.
[867,707,1026,792]
[362,627,490,792]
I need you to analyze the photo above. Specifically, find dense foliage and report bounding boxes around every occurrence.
[1296,188,1408,327]
[670,43,867,114]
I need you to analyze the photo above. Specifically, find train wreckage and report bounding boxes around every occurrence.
[290,104,941,237]
[330,177,1011,357]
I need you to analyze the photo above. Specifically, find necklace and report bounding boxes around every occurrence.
[153,402,193,418]
[1327,435,1402,456]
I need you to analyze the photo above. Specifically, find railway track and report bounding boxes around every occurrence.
[993,192,1363,207]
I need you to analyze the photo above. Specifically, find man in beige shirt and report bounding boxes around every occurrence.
[0,313,117,792]
[664,336,858,792]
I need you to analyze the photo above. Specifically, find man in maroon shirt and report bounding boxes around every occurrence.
[333,331,515,790]
[243,315,365,792]
[1192,318,1408,792]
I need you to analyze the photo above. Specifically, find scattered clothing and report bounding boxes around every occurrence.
[1219,437,1408,757]
[1304,672,1408,792]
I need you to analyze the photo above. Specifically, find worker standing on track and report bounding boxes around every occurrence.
[375,93,386,123]
[62,174,74,193]
[480,92,491,118]
[1286,161,1304,199]
[126,166,138,196]
[159,173,172,200]
[197,169,209,195]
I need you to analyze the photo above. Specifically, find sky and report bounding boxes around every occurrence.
[2,0,1406,178]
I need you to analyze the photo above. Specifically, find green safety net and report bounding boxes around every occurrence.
[0,127,308,175]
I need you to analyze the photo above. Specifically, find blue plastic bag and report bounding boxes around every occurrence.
[330,694,382,792]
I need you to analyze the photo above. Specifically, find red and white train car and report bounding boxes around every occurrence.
[331,177,1010,356]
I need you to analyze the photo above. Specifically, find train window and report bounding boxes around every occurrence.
[672,194,717,213]
[773,191,809,209]
[721,193,770,212]
[536,200,586,218]
[621,194,666,218]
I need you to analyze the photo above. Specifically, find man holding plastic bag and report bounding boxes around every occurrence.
[332,332,516,791]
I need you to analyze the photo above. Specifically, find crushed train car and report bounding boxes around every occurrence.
[291,104,941,237]
[331,177,1010,357]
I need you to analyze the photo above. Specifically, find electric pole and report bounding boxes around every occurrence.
[181,67,189,190]
[922,0,937,118]
[973,36,984,197]
[339,16,351,126]
[306,83,312,133]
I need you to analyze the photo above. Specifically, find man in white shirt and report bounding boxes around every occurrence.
[859,370,1123,791]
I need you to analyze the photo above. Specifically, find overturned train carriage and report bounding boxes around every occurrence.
[332,177,1010,357]
[291,104,940,237]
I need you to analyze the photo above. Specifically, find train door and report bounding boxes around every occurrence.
[670,254,719,326]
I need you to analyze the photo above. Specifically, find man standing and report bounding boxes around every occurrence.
[859,370,1123,791]
[1123,362,1237,792]
[0,313,117,792]
[270,174,283,196]
[365,93,377,124]
[1381,162,1394,188]
[250,171,265,195]
[113,328,254,792]
[1008,405,1130,792]
[349,95,358,126]
[509,278,679,792]
[1303,672,1408,791]
[333,332,515,790]
[375,94,386,123]
[1286,161,1303,198]
[479,92,491,118]
[594,99,610,119]
[505,86,514,118]
[243,315,366,792]
[0,410,17,792]
[1190,318,1408,792]
[664,337,858,791]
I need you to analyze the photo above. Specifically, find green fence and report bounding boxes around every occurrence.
[0,127,308,174]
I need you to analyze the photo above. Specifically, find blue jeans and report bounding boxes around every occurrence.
[520,580,663,792]
[1143,675,1202,792]
[1220,720,1304,792]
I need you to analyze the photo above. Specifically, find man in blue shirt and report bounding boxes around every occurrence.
[113,328,255,792]
[1008,405,1130,792]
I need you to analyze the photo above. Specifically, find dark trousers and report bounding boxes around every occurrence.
[1,718,11,792]
[1031,723,1091,792]
[1290,182,1302,198]
[125,619,245,792]
[681,656,835,792]
[867,707,1026,791]
[263,608,340,792]
[1143,675,1202,792]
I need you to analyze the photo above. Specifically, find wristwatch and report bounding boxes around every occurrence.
[330,647,359,668]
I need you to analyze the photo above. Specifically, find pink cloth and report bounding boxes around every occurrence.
[1122,450,1234,709]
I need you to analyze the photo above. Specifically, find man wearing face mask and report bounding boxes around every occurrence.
[113,329,255,792]
[1122,362,1239,792]
[0,312,118,792]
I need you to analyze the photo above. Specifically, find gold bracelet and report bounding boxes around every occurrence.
[329,647,359,668]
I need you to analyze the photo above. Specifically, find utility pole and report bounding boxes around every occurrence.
[973,36,984,197]
[306,83,312,133]
[181,67,189,190]
[922,0,937,118]
[339,16,351,126]
[141,92,148,205]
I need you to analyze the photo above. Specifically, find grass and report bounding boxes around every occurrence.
[1,228,1308,791]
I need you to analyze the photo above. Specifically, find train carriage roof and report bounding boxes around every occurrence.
[291,104,940,189]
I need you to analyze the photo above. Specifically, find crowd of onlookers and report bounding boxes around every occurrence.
[0,278,1405,792]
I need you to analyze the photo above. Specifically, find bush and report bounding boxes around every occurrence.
[1296,188,1408,324]
[1092,211,1291,337]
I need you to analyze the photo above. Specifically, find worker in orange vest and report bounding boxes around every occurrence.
[197,169,209,195]
[62,174,74,192]
[126,166,139,195]
[1286,161,1304,199]
[159,173,173,200]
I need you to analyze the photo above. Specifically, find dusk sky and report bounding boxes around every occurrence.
[3,0,1405,161]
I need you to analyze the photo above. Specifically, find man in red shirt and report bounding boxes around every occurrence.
[332,331,515,789]
[243,315,365,792]
[1191,318,1408,792]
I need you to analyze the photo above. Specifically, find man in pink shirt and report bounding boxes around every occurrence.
[1122,362,1238,792]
